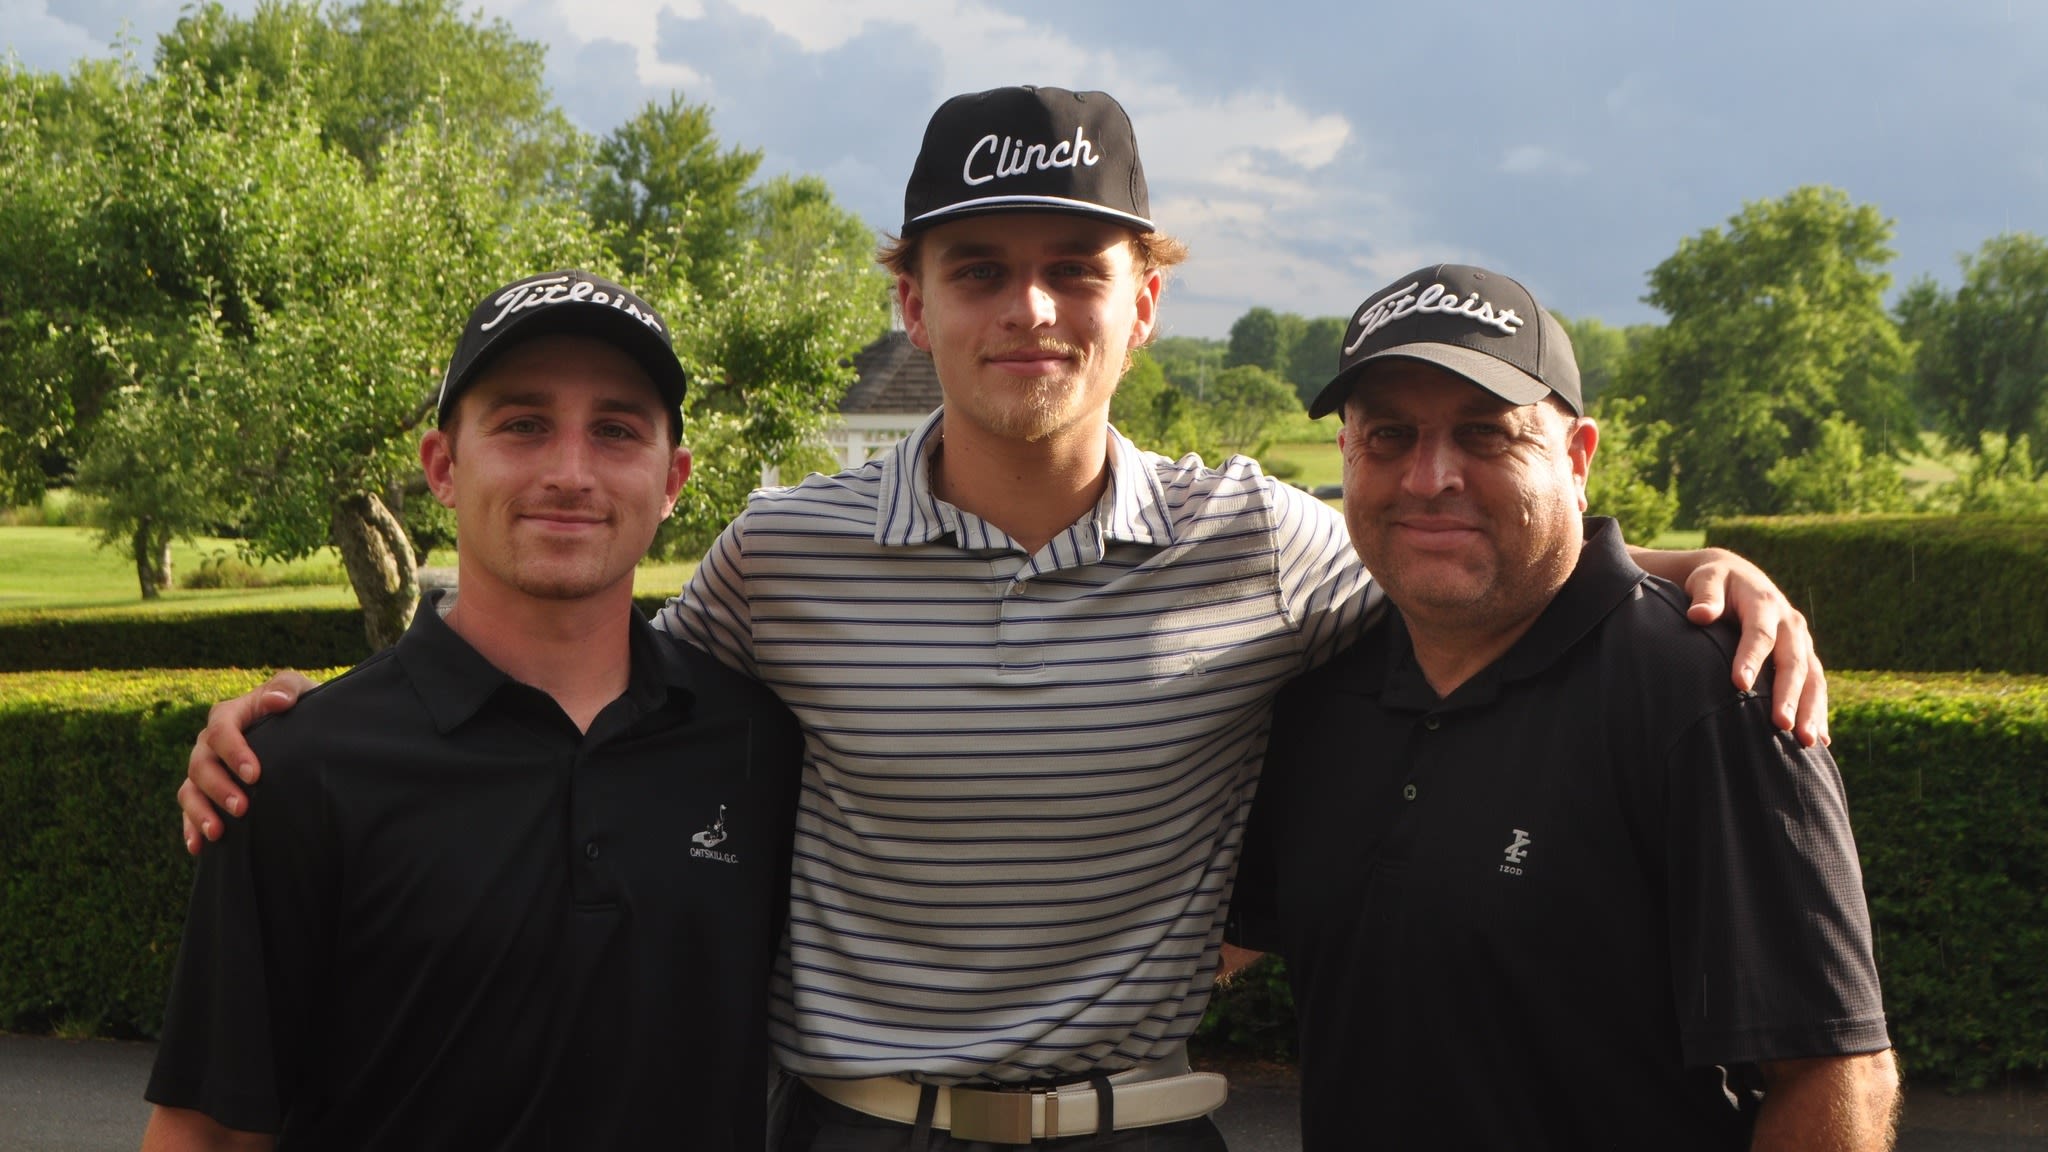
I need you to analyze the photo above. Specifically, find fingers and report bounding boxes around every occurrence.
[1684,568,1729,628]
[1795,649,1830,748]
[178,777,234,852]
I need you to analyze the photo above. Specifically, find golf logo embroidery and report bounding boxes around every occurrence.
[691,804,738,864]
[1500,828,1532,876]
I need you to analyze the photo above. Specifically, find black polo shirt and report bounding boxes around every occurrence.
[1230,518,1889,1151]
[147,591,803,1150]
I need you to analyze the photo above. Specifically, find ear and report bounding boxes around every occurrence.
[898,273,931,352]
[1128,266,1162,349]
[1567,417,1599,513]
[421,428,457,509]
[661,448,691,518]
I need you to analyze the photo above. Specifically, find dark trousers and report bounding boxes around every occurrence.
[775,1078,1230,1152]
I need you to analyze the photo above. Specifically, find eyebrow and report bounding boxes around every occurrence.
[931,239,1115,263]
[477,391,660,421]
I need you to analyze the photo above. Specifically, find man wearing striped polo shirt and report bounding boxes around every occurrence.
[183,86,1828,1150]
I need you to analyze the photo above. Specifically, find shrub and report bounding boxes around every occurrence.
[0,596,679,672]
[3,667,2039,1087]
[1705,515,2048,673]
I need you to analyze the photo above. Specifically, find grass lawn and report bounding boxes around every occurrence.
[0,527,697,617]
[1252,440,1342,489]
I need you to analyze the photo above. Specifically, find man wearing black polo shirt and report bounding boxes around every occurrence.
[141,271,803,1151]
[1231,265,1898,1151]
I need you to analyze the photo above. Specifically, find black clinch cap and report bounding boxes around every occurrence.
[437,270,688,430]
[1308,264,1582,420]
[901,85,1153,235]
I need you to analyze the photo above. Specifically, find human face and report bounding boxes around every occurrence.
[1339,360,1597,637]
[421,335,689,606]
[899,213,1159,447]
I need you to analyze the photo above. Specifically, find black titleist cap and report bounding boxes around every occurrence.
[1308,264,1582,419]
[437,270,687,430]
[901,85,1153,236]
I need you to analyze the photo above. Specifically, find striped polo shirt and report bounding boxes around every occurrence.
[659,408,1378,1084]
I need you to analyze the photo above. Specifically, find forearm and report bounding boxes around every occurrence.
[1752,1051,1900,1152]
[141,1106,277,1152]
[1626,544,1719,584]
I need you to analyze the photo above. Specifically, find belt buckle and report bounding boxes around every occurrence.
[950,1086,1036,1144]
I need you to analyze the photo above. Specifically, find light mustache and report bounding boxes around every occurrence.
[985,342,1080,360]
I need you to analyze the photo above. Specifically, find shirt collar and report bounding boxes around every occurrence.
[872,407,1177,549]
[396,589,696,735]
[1330,517,1645,714]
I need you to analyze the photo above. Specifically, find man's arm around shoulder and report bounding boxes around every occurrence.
[1753,1050,1901,1152]
[141,1106,275,1151]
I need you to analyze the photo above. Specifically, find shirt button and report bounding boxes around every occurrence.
[1402,783,1418,801]
[1423,716,1441,731]
[584,841,601,861]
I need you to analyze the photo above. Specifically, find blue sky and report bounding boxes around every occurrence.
[8,0,2045,339]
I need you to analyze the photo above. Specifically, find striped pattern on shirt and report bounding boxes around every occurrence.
[659,409,1377,1084]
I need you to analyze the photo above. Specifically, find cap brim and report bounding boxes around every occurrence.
[904,194,1155,235]
[1307,342,1553,419]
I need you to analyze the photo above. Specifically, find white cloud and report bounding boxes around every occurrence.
[2,0,129,70]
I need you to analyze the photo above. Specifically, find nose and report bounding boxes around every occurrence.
[539,432,598,492]
[1401,429,1463,498]
[1000,274,1057,330]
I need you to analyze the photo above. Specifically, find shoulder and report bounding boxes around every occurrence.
[669,636,798,731]
[243,648,414,766]
[730,462,888,534]
[1137,448,1342,537]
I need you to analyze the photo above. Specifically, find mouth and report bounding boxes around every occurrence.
[983,345,1077,377]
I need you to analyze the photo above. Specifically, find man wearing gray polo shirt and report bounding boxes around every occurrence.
[185,86,1828,1150]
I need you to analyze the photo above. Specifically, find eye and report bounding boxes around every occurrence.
[501,415,545,435]
[1361,425,1414,453]
[957,263,1002,282]
[1455,424,1513,455]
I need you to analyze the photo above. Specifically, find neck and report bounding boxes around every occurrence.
[441,572,634,733]
[933,413,1112,554]
[1403,614,1543,700]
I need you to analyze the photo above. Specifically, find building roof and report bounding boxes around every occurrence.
[843,330,944,415]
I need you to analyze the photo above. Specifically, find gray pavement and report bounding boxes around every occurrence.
[2,1033,2041,1150]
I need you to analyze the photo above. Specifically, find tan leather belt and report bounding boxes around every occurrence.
[803,1050,1228,1144]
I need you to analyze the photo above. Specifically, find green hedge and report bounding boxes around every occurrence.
[1705,515,2048,673]
[3,669,2043,1086]
[0,597,676,673]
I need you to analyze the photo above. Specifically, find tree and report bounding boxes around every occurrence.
[1614,186,1916,521]
[1206,365,1302,456]
[1284,316,1348,408]
[1148,335,1225,398]
[156,0,581,190]
[588,95,760,290]
[1559,315,1655,407]
[28,44,602,638]
[1226,307,1302,378]
[1583,395,1679,544]
[582,100,887,556]
[1763,415,1909,514]
[1897,233,2048,477]
[1111,349,1218,461]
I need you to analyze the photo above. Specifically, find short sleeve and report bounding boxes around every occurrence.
[658,515,759,679]
[1665,694,1891,1066]
[145,746,333,1132]
[1264,480,1380,674]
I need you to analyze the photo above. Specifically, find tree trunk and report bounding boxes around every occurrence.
[330,491,419,652]
[156,538,174,592]
[132,520,162,600]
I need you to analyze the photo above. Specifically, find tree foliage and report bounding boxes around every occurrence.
[1,6,882,642]
[1616,186,1917,522]
[156,0,581,190]
[1583,395,1680,543]
[1897,233,2048,478]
